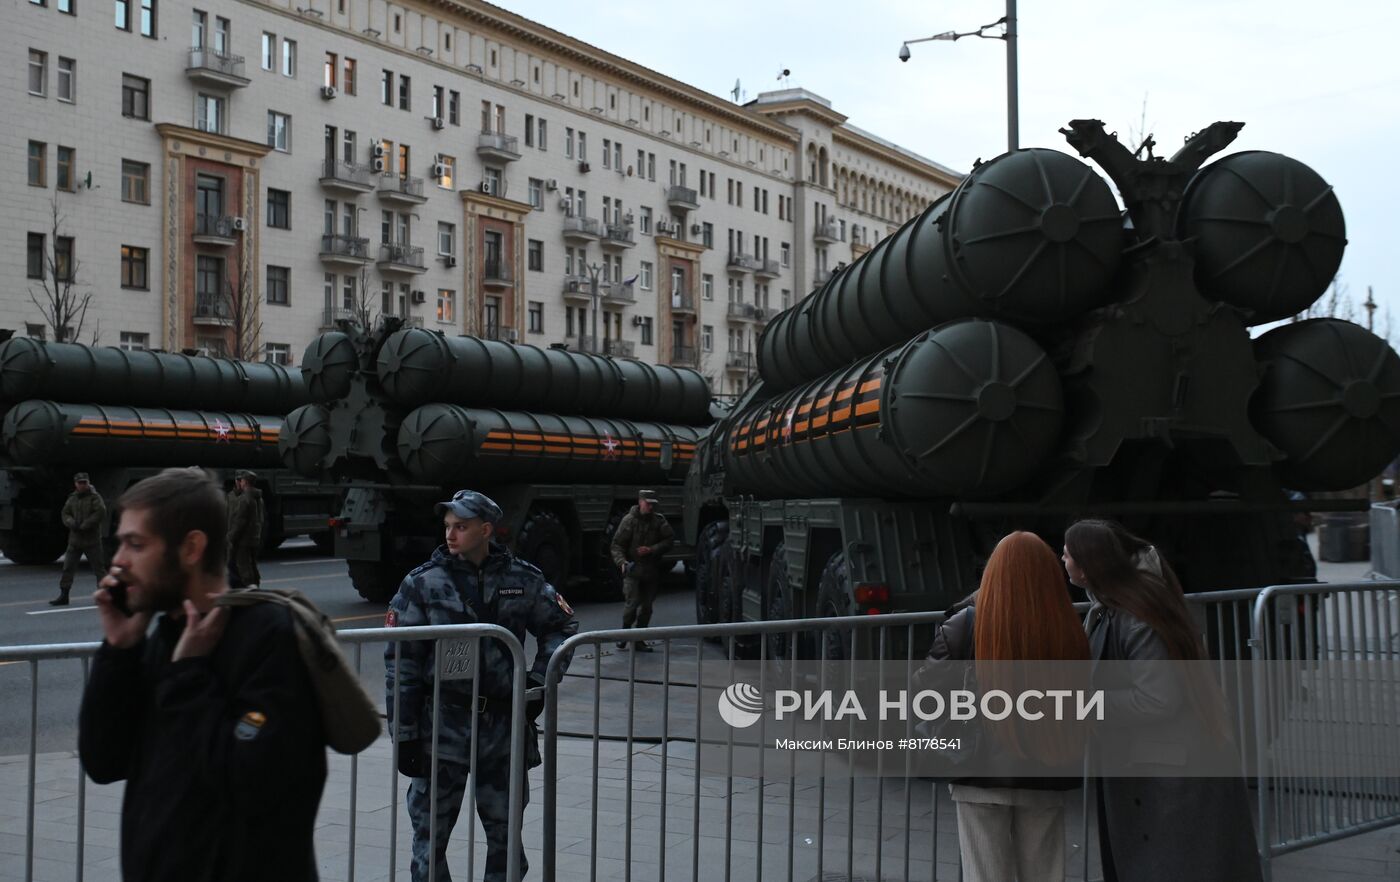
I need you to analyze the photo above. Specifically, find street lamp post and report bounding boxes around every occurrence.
[900,0,1018,153]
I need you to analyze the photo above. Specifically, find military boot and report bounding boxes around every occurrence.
[49,587,71,607]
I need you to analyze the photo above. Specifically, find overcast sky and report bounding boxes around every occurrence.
[508,0,1398,329]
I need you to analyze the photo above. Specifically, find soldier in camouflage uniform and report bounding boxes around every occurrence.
[385,490,578,882]
[226,470,264,589]
[52,472,107,606]
[609,488,674,650]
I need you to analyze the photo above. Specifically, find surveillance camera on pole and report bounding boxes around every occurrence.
[898,43,911,62]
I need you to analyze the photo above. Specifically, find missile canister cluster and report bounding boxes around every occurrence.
[281,326,713,484]
[724,131,1400,501]
[0,338,300,470]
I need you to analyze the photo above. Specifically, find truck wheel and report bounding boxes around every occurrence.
[588,508,627,601]
[693,520,728,625]
[516,510,569,593]
[815,551,855,660]
[0,531,66,566]
[764,542,794,660]
[347,560,402,604]
[312,532,335,555]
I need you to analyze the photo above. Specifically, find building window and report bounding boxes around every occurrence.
[197,93,225,133]
[264,342,291,365]
[647,153,656,181]
[702,274,714,301]
[537,118,547,150]
[261,32,275,70]
[281,38,296,76]
[267,188,290,228]
[122,74,150,119]
[602,139,611,169]
[527,239,543,271]
[119,332,149,351]
[398,75,411,110]
[436,155,454,189]
[781,242,791,267]
[564,127,573,159]
[266,265,289,305]
[639,261,653,291]
[57,58,75,102]
[524,114,534,147]
[448,90,459,125]
[139,0,154,37]
[702,325,713,352]
[437,222,454,256]
[27,234,45,279]
[323,51,338,88]
[267,111,290,151]
[56,147,75,191]
[640,207,652,235]
[121,160,150,204]
[54,236,75,282]
[381,69,393,106]
[528,301,543,333]
[436,289,454,323]
[528,178,543,210]
[27,141,45,187]
[702,222,714,249]
[639,316,653,346]
[115,0,129,29]
[28,50,47,96]
[432,85,443,118]
[119,245,149,289]
[343,57,356,95]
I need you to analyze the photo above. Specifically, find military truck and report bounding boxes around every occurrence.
[0,336,337,563]
[279,323,714,602]
[685,120,1400,656]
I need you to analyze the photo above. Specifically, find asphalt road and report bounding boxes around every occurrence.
[0,539,697,757]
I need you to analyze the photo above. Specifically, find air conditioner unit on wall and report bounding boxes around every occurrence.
[444,255,457,267]
[631,315,646,327]
[559,198,571,210]
[690,224,702,235]
[231,217,246,232]
[320,85,337,99]
[480,181,493,193]
[411,290,426,304]
[578,161,590,173]
[545,179,558,191]
[371,158,386,172]
[431,162,448,179]
[431,117,445,130]
[372,143,386,158]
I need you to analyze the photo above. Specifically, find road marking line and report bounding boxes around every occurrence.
[278,559,341,567]
[261,573,343,585]
[21,573,345,614]
[332,613,386,625]
[27,605,97,616]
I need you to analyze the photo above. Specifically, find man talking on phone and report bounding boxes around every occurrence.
[78,467,327,881]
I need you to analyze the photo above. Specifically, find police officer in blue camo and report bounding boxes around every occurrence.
[385,490,578,882]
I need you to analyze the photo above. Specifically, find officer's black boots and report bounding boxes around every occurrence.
[49,587,70,606]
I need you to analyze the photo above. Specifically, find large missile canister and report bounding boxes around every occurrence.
[1180,151,1346,324]
[279,404,334,476]
[729,319,1063,499]
[757,148,1122,392]
[375,328,712,424]
[0,338,309,413]
[396,404,702,485]
[1252,319,1400,491]
[2,400,283,468]
[300,332,358,403]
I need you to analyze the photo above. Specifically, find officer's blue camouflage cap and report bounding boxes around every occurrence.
[435,489,503,524]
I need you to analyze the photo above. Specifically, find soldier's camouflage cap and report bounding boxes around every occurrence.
[235,469,259,480]
[638,489,658,502]
[73,472,89,482]
[435,489,503,525]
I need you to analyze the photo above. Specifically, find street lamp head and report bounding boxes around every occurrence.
[898,43,911,62]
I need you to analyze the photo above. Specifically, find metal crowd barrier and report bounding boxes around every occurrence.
[1370,502,1400,579]
[0,623,529,882]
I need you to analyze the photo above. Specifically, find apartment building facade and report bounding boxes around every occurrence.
[6,0,960,397]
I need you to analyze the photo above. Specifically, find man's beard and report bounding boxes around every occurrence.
[134,547,188,613]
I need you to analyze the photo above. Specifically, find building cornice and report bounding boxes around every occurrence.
[460,189,534,220]
[154,123,273,162]
[655,235,706,258]
[832,128,963,188]
[749,98,849,129]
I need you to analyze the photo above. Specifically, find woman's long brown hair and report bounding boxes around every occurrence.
[974,531,1090,765]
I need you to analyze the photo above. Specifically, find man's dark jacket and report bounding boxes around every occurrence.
[609,506,675,577]
[79,603,327,881]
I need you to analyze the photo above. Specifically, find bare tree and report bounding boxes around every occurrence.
[1127,92,1157,159]
[220,268,262,362]
[351,265,381,331]
[27,195,93,343]
[1294,276,1357,324]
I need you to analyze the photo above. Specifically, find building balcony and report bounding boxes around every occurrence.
[319,234,372,267]
[813,268,834,286]
[482,259,513,289]
[671,294,697,316]
[562,277,594,304]
[726,351,755,372]
[752,306,776,324]
[185,48,250,89]
[671,345,698,367]
[575,334,605,355]
[192,214,238,246]
[605,338,635,358]
[602,282,635,306]
[476,132,521,163]
[726,252,760,274]
[320,159,377,194]
[814,221,841,244]
[562,215,602,242]
[727,301,756,321]
[193,293,233,326]
[756,258,781,278]
[384,311,424,328]
[481,324,519,343]
[601,224,635,249]
[320,306,358,329]
[377,243,427,274]
[377,174,427,205]
[666,185,699,212]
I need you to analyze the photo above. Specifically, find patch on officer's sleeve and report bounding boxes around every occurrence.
[556,593,574,616]
[234,711,267,741]
[386,609,398,627]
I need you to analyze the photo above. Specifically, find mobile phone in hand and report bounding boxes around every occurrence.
[107,577,132,616]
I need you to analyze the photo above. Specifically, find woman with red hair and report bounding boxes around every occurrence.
[921,530,1088,882]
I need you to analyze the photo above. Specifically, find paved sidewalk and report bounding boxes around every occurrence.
[2,736,1398,882]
